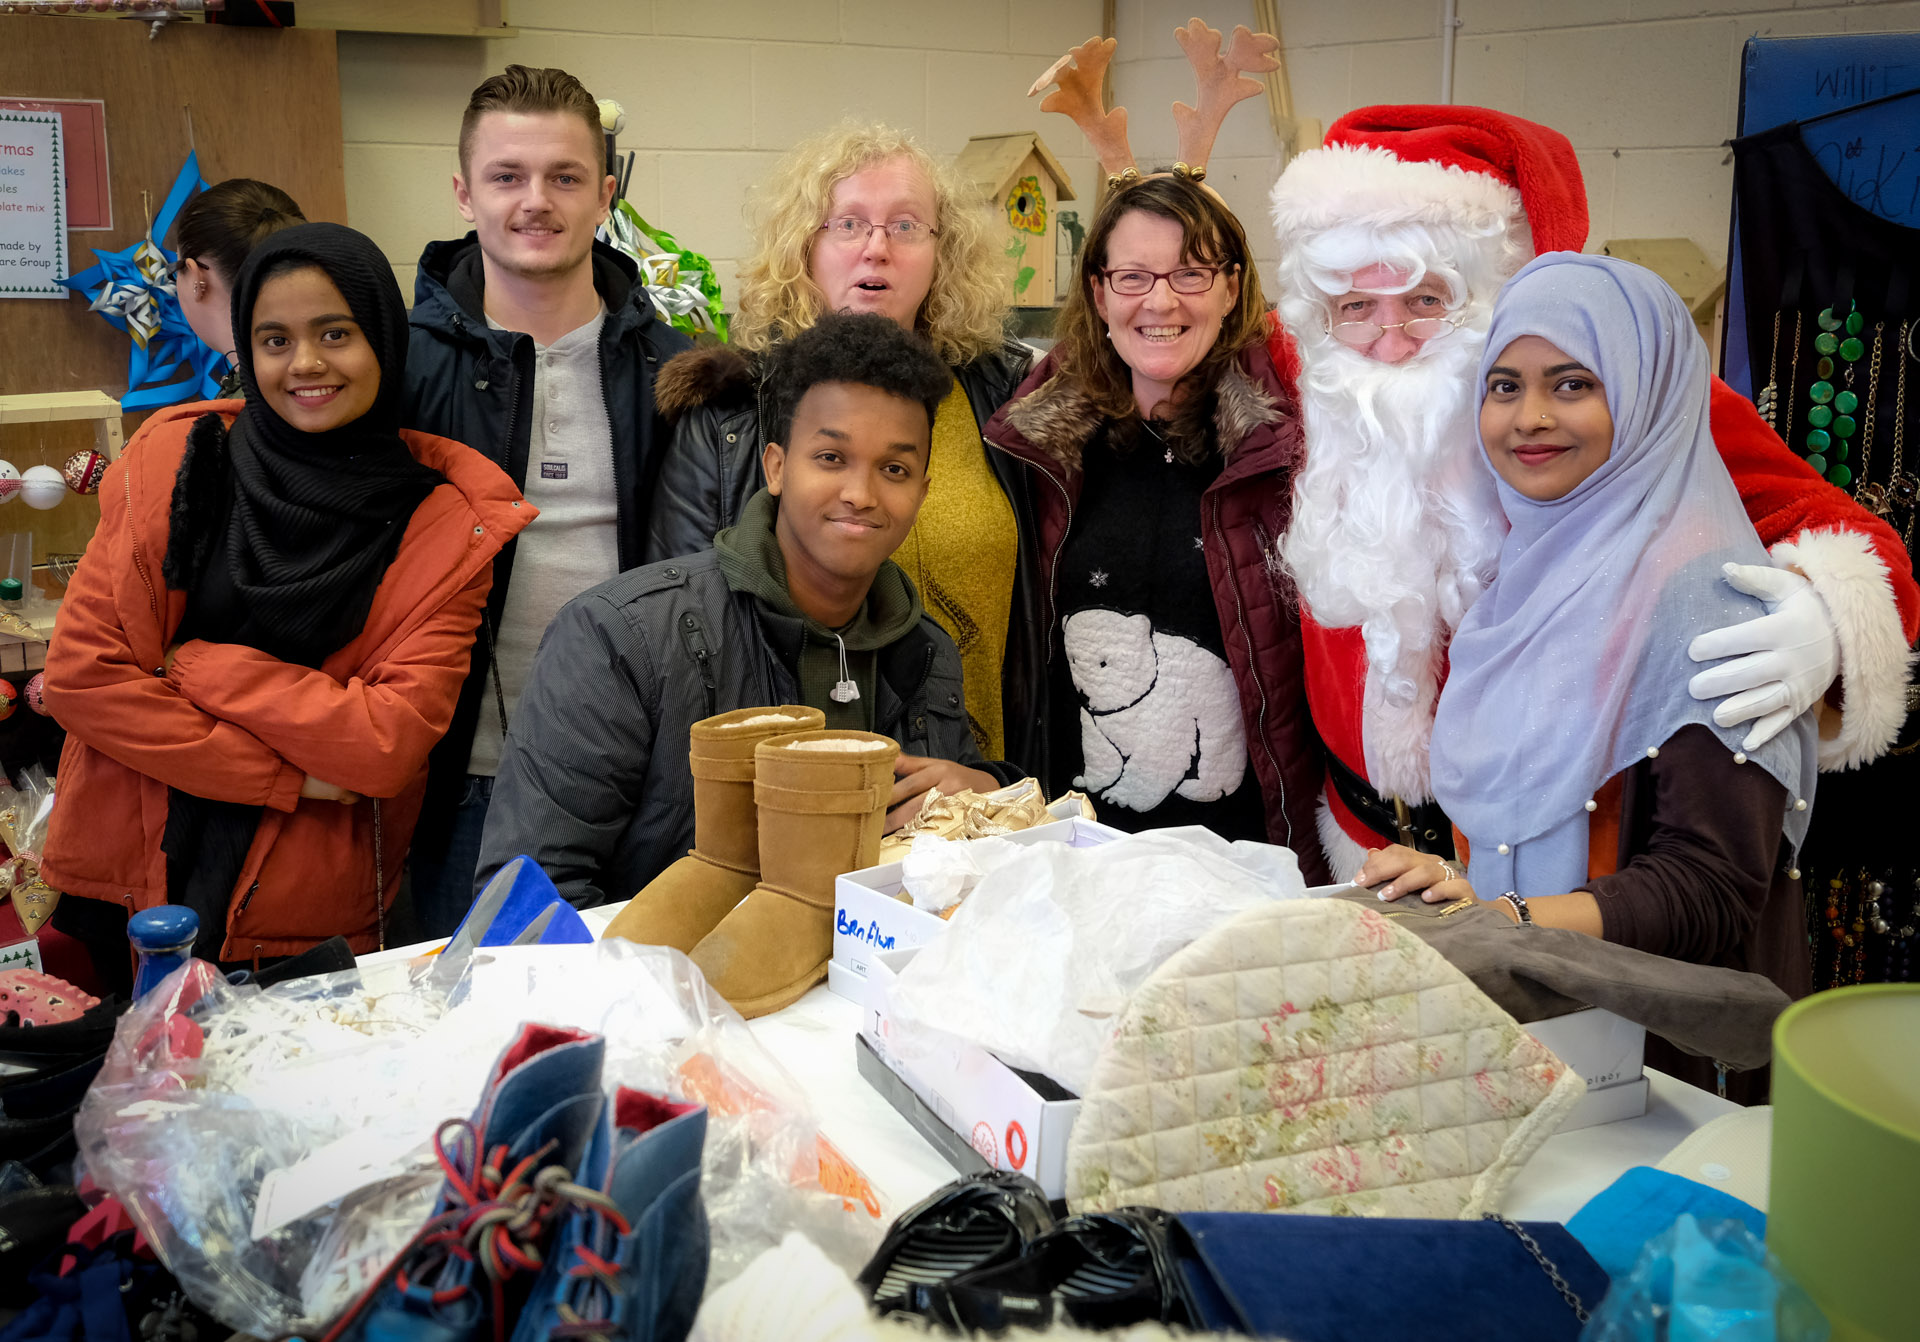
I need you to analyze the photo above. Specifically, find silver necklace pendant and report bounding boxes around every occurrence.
[831,679,860,703]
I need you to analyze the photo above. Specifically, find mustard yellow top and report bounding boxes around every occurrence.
[892,382,1018,758]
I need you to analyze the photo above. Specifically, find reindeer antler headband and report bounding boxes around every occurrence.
[1028,18,1280,190]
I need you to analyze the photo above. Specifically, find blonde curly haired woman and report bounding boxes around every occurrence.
[646,122,1042,771]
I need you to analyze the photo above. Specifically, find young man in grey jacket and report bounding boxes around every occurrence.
[475,313,1016,910]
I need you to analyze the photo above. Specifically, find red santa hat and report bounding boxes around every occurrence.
[1270,104,1589,272]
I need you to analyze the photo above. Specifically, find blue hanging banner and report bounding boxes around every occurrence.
[60,152,228,411]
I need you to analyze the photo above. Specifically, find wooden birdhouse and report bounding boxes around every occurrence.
[954,132,1076,307]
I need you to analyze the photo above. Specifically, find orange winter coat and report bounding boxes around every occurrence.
[41,401,535,959]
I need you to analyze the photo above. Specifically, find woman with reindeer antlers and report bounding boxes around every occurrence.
[984,23,1331,883]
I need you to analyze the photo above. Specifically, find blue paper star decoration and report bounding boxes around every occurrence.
[61,152,227,411]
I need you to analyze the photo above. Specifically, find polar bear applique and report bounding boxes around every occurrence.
[1062,608,1247,813]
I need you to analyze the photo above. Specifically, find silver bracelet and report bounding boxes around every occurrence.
[1500,891,1534,926]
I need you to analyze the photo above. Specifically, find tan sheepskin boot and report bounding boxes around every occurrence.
[689,730,899,1017]
[603,705,826,953]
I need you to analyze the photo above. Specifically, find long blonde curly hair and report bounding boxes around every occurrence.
[733,123,1009,366]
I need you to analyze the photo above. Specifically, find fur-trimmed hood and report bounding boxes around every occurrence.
[989,346,1290,478]
[656,342,758,424]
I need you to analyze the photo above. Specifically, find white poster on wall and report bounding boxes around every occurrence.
[0,108,66,299]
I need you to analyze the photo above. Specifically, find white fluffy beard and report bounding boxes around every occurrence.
[1280,329,1505,801]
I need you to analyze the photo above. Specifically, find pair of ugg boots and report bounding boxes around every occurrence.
[604,706,899,1018]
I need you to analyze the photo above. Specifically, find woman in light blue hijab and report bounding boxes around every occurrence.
[1362,253,1816,1010]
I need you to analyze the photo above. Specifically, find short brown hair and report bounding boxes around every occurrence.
[173,179,305,285]
[1053,173,1269,451]
[459,64,603,175]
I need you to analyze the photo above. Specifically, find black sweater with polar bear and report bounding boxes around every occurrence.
[1049,426,1265,841]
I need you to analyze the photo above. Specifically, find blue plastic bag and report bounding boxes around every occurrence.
[1582,1214,1828,1342]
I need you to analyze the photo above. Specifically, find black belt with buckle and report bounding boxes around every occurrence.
[1323,749,1456,858]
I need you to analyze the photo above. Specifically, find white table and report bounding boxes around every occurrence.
[373,909,1744,1227]
[749,982,1742,1224]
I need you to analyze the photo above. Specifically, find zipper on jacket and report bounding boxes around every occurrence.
[1000,445,1074,661]
[236,880,259,915]
[602,328,632,570]
[1211,491,1288,847]
[677,611,718,718]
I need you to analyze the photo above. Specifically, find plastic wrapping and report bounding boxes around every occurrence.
[73,939,884,1336]
[874,777,1080,870]
[0,764,60,936]
[885,826,1309,1094]
[1581,1213,1829,1342]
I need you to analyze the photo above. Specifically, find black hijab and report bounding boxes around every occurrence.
[158,222,441,959]
[164,221,442,666]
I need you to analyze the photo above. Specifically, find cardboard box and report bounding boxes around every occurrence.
[1528,1007,1649,1130]
[861,940,1649,1193]
[828,808,1127,1002]
[862,944,1082,1197]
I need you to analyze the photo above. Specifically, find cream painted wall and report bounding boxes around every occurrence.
[1108,0,1920,300]
[337,1,1920,309]
[339,0,1104,306]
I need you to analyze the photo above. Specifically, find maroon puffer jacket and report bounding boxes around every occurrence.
[982,342,1331,885]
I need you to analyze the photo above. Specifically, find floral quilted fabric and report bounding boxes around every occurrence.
[1066,897,1585,1218]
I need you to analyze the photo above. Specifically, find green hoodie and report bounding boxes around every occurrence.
[713,489,924,730]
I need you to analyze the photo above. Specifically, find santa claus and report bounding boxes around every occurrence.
[1267,105,1918,879]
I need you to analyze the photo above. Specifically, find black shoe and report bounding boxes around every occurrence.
[0,1165,84,1307]
[0,994,120,1076]
[855,1171,1055,1317]
[924,1207,1197,1332]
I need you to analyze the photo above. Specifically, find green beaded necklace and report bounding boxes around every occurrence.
[1805,301,1865,486]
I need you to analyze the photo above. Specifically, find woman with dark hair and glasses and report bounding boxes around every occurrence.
[172,178,308,394]
[984,173,1330,882]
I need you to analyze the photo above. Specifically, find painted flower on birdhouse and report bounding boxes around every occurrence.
[1006,176,1047,235]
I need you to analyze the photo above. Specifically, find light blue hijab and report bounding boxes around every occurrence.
[1431,253,1814,900]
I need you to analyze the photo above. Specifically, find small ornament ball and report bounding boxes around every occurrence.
[0,460,18,505]
[0,680,16,723]
[19,465,65,511]
[24,673,47,716]
[63,450,107,495]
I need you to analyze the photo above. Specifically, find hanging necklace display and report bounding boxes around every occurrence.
[1783,312,1802,445]
[1805,301,1864,484]
[1758,310,1783,428]
[1892,323,1915,546]
[1857,323,1886,514]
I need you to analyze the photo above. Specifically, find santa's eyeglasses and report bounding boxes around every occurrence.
[1329,315,1463,347]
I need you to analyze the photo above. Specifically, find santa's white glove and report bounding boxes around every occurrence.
[1686,562,1839,750]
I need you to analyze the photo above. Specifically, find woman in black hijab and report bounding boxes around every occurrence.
[44,224,534,987]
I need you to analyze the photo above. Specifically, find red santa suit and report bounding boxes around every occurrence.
[1267,105,1919,878]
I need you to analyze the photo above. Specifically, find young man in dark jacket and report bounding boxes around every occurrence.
[402,65,692,934]
[476,313,1015,913]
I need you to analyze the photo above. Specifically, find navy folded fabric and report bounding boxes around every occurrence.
[1172,1212,1609,1339]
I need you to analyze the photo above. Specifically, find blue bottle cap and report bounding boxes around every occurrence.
[128,905,200,951]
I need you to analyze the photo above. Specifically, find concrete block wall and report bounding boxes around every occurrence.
[339,0,1103,305]
[1117,0,1920,299]
[338,0,1919,310]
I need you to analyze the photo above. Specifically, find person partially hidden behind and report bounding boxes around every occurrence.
[1360,254,1830,1100]
[475,312,1015,925]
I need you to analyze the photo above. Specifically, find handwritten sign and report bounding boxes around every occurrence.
[0,109,66,299]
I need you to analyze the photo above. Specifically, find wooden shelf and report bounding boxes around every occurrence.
[0,391,124,461]
[290,0,515,38]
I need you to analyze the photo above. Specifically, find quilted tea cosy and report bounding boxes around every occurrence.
[1066,897,1585,1218]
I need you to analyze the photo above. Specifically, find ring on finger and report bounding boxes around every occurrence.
[1437,859,1462,883]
